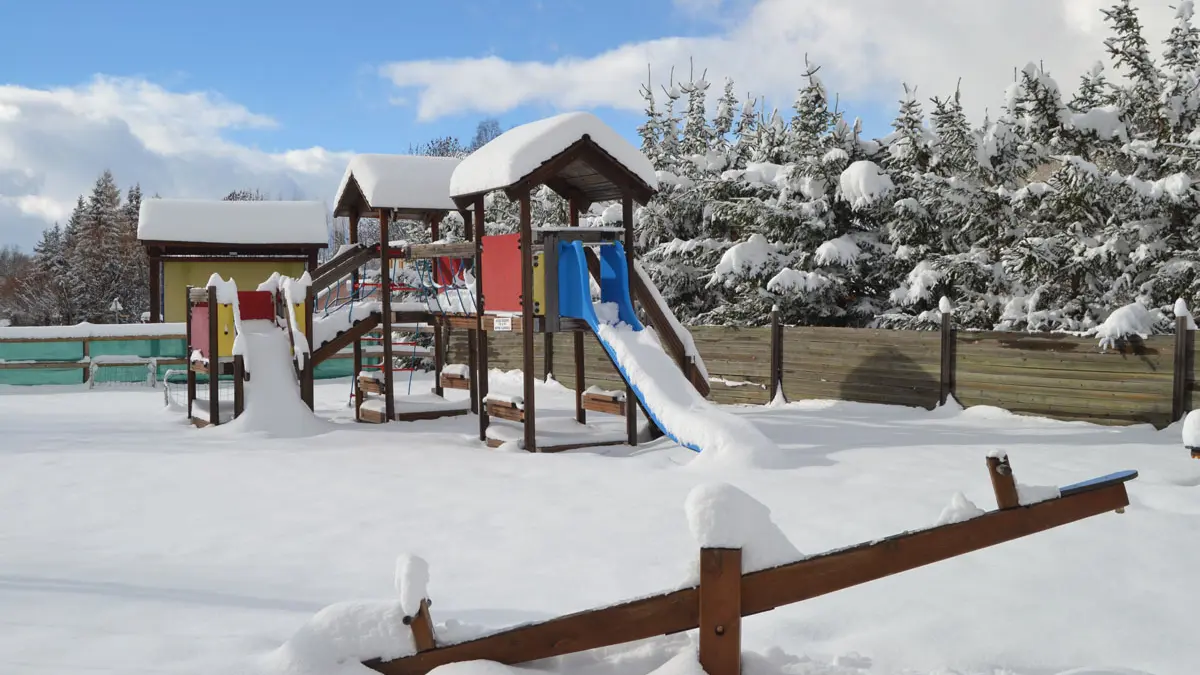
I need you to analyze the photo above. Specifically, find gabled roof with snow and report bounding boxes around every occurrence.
[333,154,461,217]
[449,111,658,206]
[137,199,329,246]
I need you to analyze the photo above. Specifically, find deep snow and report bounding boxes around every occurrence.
[0,374,1197,675]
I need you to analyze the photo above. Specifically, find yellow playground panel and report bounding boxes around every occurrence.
[163,259,307,322]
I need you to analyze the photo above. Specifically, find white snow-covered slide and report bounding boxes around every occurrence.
[558,241,781,468]
[224,319,331,437]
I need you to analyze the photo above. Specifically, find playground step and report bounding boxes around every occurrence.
[486,398,525,423]
[440,371,470,391]
[582,391,626,417]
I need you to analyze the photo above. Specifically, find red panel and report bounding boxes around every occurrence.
[238,291,275,320]
[481,233,523,313]
[434,258,467,287]
[191,304,211,358]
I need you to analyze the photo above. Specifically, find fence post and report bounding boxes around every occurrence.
[1172,313,1194,422]
[939,305,956,407]
[769,307,785,403]
[698,547,741,675]
[233,354,245,418]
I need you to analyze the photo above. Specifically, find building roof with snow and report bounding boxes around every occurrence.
[449,111,658,207]
[333,154,462,218]
[137,198,329,248]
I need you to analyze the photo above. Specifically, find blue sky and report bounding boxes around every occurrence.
[0,0,894,156]
[0,0,1147,250]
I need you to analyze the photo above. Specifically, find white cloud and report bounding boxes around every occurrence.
[381,0,1179,124]
[0,76,352,251]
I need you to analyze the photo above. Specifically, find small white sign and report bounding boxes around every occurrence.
[493,316,513,332]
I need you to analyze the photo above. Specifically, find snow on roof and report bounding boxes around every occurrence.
[334,154,462,214]
[449,111,658,199]
[137,199,329,245]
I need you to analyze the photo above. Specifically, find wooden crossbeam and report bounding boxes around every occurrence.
[364,468,1134,675]
[311,314,381,366]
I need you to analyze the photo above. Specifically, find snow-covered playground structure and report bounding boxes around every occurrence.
[151,110,773,458]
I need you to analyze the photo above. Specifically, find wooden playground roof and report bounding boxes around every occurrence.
[334,154,462,219]
[137,198,329,252]
[449,112,657,210]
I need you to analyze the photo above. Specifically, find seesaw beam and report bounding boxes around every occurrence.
[365,469,1133,675]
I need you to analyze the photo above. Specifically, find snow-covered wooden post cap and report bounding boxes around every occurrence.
[685,483,802,675]
[394,554,436,652]
[1184,410,1200,460]
[939,296,953,315]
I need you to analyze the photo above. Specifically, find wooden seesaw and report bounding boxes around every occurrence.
[365,455,1137,675]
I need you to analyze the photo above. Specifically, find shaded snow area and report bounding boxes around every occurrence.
[594,320,783,469]
[1,372,1198,675]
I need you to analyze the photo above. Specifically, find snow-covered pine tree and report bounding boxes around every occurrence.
[1161,1,1200,138]
[1102,0,1167,145]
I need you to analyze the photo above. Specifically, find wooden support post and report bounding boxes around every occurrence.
[1172,314,1193,422]
[186,286,196,420]
[208,285,220,427]
[380,208,395,422]
[303,251,317,411]
[568,198,586,424]
[544,333,554,381]
[986,454,1020,510]
[698,548,741,675]
[351,213,364,420]
[475,197,490,441]
[403,598,437,652]
[939,310,956,407]
[463,208,479,415]
[431,214,445,398]
[149,255,161,323]
[769,307,785,403]
[81,338,90,384]
[622,192,637,447]
[519,190,537,452]
[234,354,245,418]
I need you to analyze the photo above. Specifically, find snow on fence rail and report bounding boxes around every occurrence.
[448,309,1199,429]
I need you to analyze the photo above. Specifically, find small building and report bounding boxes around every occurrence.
[137,198,329,322]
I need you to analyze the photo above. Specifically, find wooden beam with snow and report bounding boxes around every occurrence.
[363,465,1135,675]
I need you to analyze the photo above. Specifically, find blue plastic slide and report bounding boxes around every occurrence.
[557,241,778,459]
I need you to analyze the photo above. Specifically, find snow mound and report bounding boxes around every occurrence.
[935,492,986,526]
[217,323,332,439]
[394,554,429,617]
[427,662,539,675]
[683,483,802,582]
[1183,410,1200,448]
[264,600,415,675]
[1094,302,1157,351]
[838,161,893,209]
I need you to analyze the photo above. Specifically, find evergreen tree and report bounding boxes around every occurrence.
[1102,0,1167,141]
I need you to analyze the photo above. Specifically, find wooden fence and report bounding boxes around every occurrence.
[446,315,1194,429]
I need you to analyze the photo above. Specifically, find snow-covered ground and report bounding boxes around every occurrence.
[1,372,1197,675]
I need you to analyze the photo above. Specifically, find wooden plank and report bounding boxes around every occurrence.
[312,314,381,366]
[582,393,626,416]
[952,382,1171,407]
[956,370,1171,396]
[956,360,1172,384]
[365,478,1131,675]
[698,548,741,675]
[487,400,525,423]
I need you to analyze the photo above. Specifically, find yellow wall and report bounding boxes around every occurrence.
[163,260,307,322]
